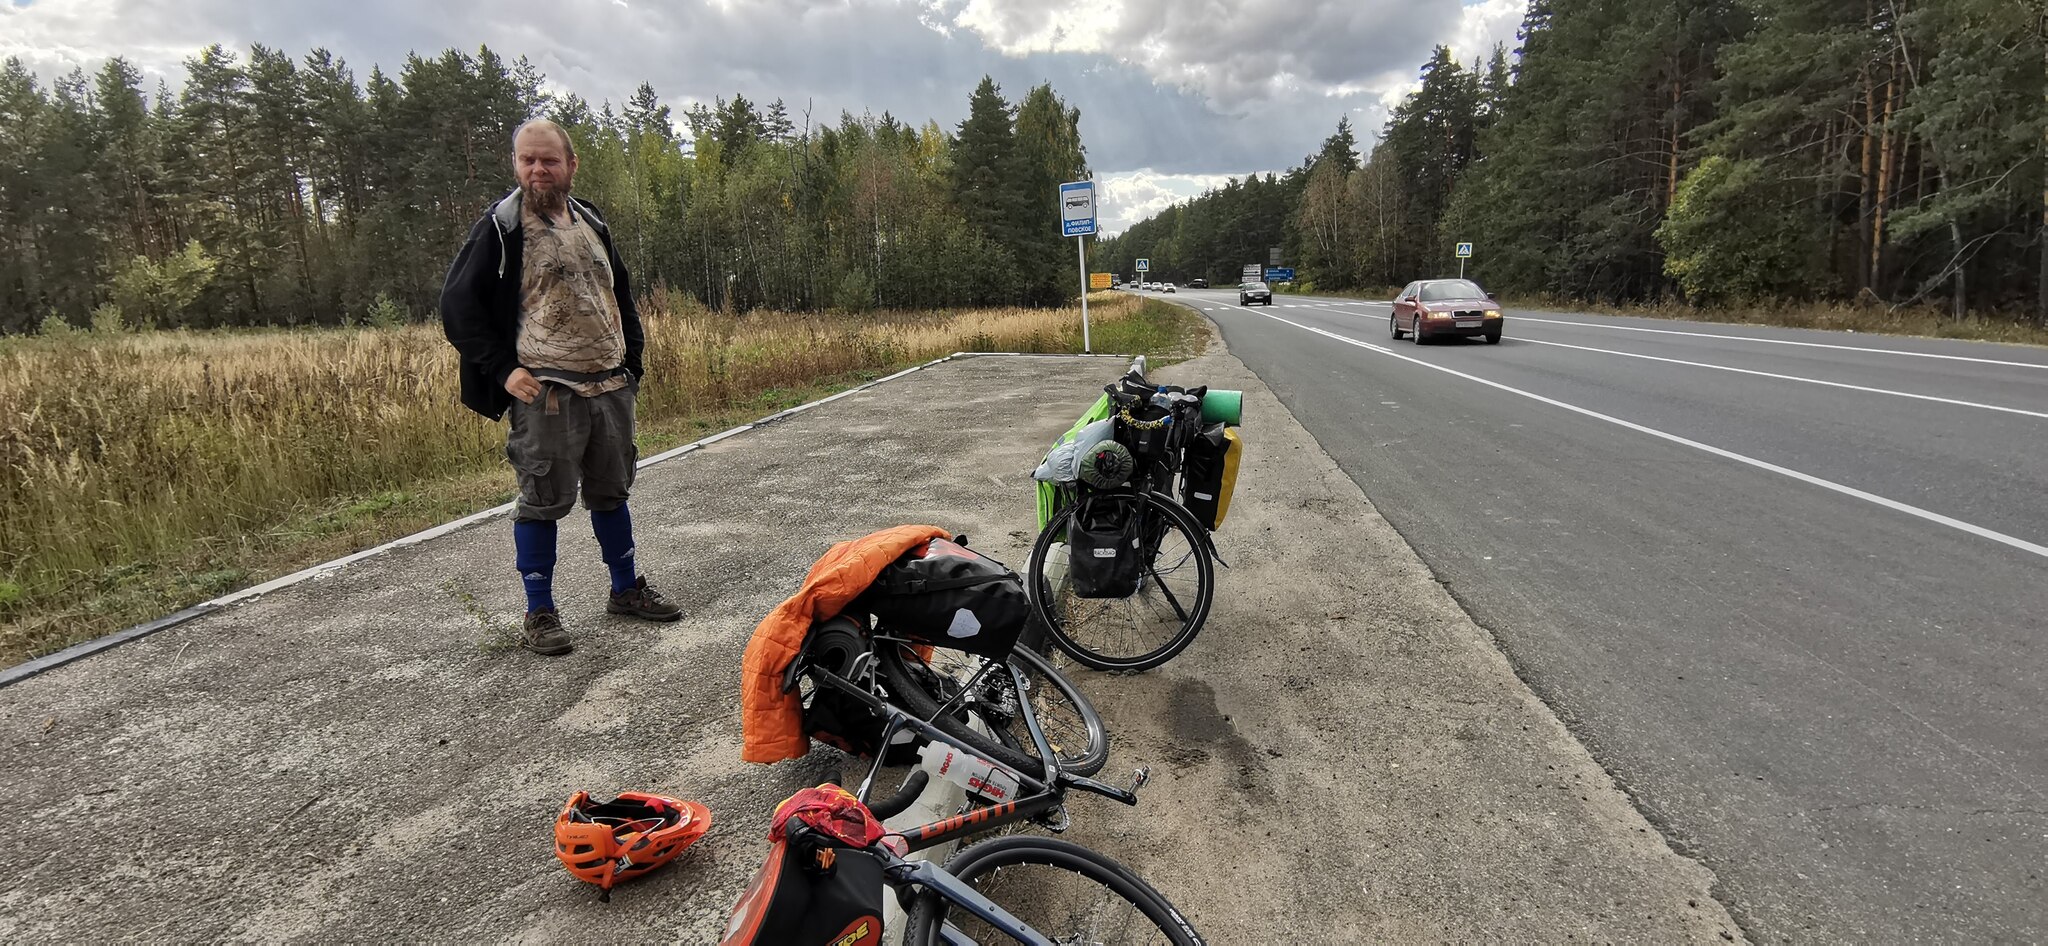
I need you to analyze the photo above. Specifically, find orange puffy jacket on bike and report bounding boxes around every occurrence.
[740,524,950,764]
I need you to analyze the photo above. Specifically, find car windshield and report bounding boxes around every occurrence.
[1420,280,1485,301]
[1249,282,1269,291]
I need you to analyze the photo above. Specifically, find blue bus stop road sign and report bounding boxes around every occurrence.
[1060,180,1096,237]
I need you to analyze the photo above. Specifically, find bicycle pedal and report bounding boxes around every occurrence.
[1130,766,1151,794]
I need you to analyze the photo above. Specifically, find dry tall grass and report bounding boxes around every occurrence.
[0,291,1190,663]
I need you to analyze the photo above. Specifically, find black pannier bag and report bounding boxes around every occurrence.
[1066,493,1145,599]
[856,536,1027,659]
[721,835,885,945]
[1181,422,1230,530]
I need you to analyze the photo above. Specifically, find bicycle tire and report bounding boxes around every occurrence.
[902,835,1205,946]
[1027,490,1216,672]
[875,643,1107,781]
[989,644,1110,777]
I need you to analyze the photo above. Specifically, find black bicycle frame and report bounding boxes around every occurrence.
[802,657,1137,854]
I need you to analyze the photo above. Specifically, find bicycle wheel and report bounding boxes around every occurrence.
[875,642,1108,780]
[903,835,1205,946]
[1028,491,1216,672]
[991,645,1110,777]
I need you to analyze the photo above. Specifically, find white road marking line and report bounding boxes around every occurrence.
[1514,337,2048,419]
[1514,315,2048,370]
[1252,310,2048,560]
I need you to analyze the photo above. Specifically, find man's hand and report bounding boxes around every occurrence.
[504,367,542,403]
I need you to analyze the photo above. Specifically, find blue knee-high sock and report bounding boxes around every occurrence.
[591,503,638,594]
[514,519,558,613]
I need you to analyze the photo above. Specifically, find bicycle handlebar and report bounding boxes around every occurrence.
[867,769,929,820]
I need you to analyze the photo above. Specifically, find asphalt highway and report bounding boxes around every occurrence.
[1143,286,2048,941]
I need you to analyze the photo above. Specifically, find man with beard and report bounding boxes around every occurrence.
[440,118,681,656]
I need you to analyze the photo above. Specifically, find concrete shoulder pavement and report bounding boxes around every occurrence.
[0,332,1741,941]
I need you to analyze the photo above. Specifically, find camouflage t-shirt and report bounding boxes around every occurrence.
[517,202,628,397]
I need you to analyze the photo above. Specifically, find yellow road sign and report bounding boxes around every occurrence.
[1089,272,1112,289]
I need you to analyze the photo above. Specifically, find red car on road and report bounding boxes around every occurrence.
[1389,279,1503,344]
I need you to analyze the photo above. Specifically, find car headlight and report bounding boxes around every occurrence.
[1485,309,1501,319]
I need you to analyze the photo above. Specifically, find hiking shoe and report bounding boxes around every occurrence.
[522,609,573,656]
[608,576,683,622]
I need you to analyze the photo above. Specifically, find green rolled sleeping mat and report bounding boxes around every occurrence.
[1199,389,1243,426]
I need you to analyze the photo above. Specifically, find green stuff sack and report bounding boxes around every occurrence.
[1077,440,1135,489]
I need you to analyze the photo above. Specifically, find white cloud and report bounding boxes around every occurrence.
[940,0,1120,56]
[925,0,1473,115]
[1449,0,1525,65]
[1096,168,1252,233]
[1,0,1530,189]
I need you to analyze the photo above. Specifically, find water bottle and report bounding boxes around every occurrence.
[916,741,1023,803]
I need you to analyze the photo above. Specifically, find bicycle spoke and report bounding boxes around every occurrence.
[1049,527,1199,654]
[1144,560,1190,622]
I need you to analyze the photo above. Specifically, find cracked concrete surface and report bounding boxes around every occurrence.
[0,332,1741,942]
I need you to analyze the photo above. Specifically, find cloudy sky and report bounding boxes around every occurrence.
[2,0,1525,232]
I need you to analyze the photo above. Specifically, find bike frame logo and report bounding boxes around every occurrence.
[906,801,1018,842]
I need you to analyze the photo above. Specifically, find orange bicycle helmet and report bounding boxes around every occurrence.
[555,791,712,900]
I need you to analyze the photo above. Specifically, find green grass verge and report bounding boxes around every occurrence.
[0,301,1209,667]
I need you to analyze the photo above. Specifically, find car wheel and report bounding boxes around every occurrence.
[1412,318,1425,343]
[1485,331,1502,344]
[1389,315,1405,339]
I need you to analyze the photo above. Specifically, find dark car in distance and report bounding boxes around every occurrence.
[1239,281,1273,306]
[1187,278,1208,289]
[1390,278,1503,343]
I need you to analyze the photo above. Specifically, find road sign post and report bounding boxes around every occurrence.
[1456,241,1473,279]
[1076,237,1090,351]
[1061,180,1097,352]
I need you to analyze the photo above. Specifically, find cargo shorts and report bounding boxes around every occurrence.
[505,379,639,521]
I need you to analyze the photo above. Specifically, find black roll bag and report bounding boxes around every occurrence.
[856,536,1028,659]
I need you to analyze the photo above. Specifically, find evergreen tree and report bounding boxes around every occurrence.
[1014,82,1088,304]
[951,76,1026,302]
